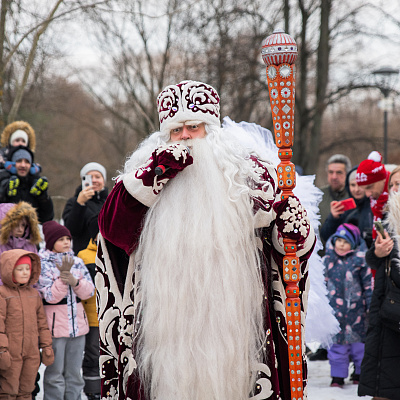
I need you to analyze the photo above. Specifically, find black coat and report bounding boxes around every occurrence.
[358,241,400,399]
[62,185,108,254]
[0,172,54,223]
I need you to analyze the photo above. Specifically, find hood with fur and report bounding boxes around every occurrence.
[0,249,41,288]
[0,202,41,245]
[1,120,36,152]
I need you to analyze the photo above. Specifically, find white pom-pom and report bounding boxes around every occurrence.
[368,151,382,162]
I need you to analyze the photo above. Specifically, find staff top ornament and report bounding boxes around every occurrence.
[261,28,297,66]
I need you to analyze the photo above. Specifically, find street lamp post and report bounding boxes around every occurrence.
[372,67,399,164]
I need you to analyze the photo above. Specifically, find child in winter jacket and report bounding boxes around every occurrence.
[0,120,36,166]
[0,249,54,398]
[0,201,41,255]
[324,223,372,388]
[0,201,41,285]
[0,201,41,286]
[35,220,94,400]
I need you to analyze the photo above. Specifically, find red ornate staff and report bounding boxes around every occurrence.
[261,29,303,400]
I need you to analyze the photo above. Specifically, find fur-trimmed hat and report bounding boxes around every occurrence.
[0,201,42,245]
[157,80,220,133]
[332,223,361,249]
[356,151,387,186]
[42,221,71,251]
[1,121,36,152]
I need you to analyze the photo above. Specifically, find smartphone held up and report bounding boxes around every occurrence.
[338,198,356,211]
[374,221,386,239]
[82,174,93,189]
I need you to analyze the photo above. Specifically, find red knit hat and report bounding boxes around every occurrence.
[13,255,32,283]
[356,151,387,186]
[15,255,31,267]
[42,221,71,251]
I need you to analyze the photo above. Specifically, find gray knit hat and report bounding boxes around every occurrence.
[11,148,32,164]
[80,162,106,181]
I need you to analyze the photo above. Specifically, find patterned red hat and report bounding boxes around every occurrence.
[356,151,387,186]
[157,80,220,133]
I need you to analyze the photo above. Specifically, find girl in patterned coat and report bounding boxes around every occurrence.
[35,221,94,400]
[324,223,372,388]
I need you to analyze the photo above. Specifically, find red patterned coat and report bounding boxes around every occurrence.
[96,150,315,400]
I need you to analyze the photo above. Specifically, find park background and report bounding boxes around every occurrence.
[1,0,400,217]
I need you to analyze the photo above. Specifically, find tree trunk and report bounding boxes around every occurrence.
[284,0,290,33]
[304,0,331,174]
[0,0,8,128]
[293,1,310,169]
[7,0,64,123]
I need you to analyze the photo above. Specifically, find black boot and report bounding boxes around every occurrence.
[330,377,344,388]
[31,371,40,399]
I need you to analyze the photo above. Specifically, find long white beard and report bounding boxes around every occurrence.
[135,138,265,400]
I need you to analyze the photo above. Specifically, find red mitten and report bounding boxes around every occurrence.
[137,143,193,187]
[41,346,55,366]
[0,348,11,370]
[273,195,310,244]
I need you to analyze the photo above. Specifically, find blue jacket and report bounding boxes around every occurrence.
[323,237,372,344]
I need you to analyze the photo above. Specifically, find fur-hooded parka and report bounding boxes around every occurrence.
[0,201,41,245]
[0,120,36,152]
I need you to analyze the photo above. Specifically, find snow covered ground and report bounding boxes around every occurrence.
[36,358,373,400]
[307,359,372,400]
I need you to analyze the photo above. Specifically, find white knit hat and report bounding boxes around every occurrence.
[10,129,29,146]
[80,162,107,181]
[157,80,220,133]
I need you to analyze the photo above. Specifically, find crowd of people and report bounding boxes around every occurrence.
[309,151,400,400]
[0,80,399,400]
[0,120,106,399]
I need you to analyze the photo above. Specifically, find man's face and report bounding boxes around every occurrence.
[327,163,346,192]
[363,179,385,199]
[15,158,31,177]
[170,123,206,141]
